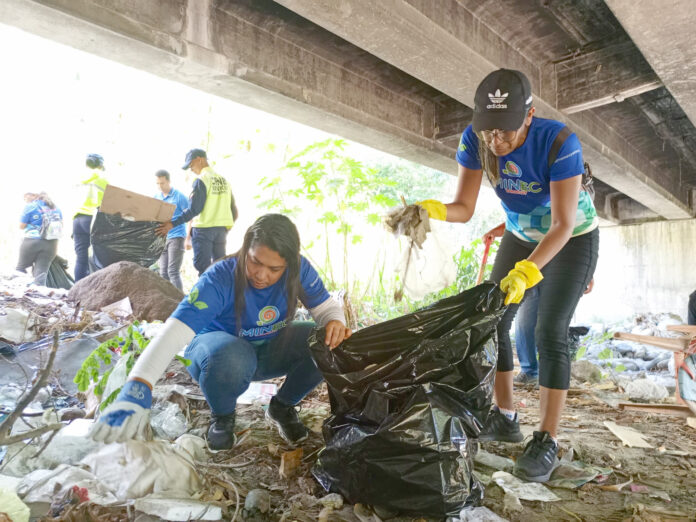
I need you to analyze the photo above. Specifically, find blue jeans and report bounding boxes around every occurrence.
[515,286,539,377]
[191,226,228,275]
[184,322,322,416]
[73,214,93,281]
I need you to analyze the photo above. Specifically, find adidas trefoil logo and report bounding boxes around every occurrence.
[488,89,508,103]
[487,89,508,109]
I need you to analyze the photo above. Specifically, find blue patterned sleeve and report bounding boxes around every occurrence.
[299,257,330,308]
[549,133,584,182]
[455,125,482,170]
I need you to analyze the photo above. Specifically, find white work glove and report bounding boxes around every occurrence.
[89,380,152,444]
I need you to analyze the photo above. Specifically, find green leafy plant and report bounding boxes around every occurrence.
[74,322,190,410]
[597,347,613,360]
[256,138,399,290]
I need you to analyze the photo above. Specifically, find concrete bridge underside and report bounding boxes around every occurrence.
[2,0,695,224]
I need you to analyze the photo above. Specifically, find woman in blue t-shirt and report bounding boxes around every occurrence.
[17,192,63,286]
[419,69,599,483]
[89,214,351,451]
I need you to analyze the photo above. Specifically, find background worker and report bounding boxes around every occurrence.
[157,149,238,276]
[482,223,595,388]
[17,192,63,286]
[154,169,190,291]
[90,214,351,451]
[419,69,599,482]
[73,153,108,281]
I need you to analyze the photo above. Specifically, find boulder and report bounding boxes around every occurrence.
[68,261,183,321]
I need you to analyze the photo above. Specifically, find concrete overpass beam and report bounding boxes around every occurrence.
[276,0,692,219]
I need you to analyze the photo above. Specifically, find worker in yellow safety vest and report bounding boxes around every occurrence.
[73,153,108,281]
[157,148,238,275]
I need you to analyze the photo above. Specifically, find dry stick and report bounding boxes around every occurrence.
[0,331,62,445]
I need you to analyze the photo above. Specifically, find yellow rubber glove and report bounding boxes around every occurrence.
[417,199,447,221]
[500,259,543,305]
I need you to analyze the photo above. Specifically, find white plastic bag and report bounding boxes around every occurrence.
[396,221,457,300]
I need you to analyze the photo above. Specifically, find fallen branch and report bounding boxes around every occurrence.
[0,331,61,445]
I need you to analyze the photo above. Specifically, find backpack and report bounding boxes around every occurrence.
[547,126,595,201]
[40,207,63,240]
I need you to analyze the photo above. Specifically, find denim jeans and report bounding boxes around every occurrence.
[515,285,539,377]
[184,321,322,416]
[159,237,185,291]
[490,228,599,390]
[73,214,92,281]
[191,226,228,275]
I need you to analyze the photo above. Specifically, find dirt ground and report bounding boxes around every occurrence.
[130,361,696,522]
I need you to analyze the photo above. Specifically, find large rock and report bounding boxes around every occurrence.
[626,378,669,402]
[68,261,183,321]
[571,360,603,384]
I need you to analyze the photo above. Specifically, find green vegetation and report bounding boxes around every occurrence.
[74,322,190,410]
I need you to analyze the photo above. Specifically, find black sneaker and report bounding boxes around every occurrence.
[265,397,309,446]
[478,407,524,442]
[207,413,237,451]
[513,372,539,388]
[514,430,560,482]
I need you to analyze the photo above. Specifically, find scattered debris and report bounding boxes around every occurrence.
[491,471,560,502]
[474,449,514,473]
[599,477,633,492]
[280,448,303,479]
[570,360,602,384]
[456,506,509,521]
[243,488,271,517]
[134,495,223,521]
[626,378,669,402]
[384,203,430,248]
[0,487,30,522]
[603,421,653,448]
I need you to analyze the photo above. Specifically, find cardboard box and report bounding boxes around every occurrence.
[100,184,175,222]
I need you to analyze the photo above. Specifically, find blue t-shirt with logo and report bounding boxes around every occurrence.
[154,188,190,239]
[171,255,330,341]
[456,117,598,242]
[20,201,63,239]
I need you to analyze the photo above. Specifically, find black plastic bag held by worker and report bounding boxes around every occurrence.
[309,282,505,517]
[90,211,166,270]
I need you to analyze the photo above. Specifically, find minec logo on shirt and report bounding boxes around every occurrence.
[498,161,542,195]
[256,306,279,326]
[487,89,508,109]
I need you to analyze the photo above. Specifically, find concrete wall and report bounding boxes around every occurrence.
[574,219,696,324]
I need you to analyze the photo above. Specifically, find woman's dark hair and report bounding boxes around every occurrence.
[233,214,305,332]
[476,132,500,186]
[37,192,56,209]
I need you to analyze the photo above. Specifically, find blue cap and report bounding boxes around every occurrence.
[86,153,104,169]
[182,148,207,170]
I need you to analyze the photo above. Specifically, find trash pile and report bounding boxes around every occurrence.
[570,312,686,396]
[311,282,504,517]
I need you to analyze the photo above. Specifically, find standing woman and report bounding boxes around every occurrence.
[17,192,63,286]
[419,69,599,482]
[90,214,351,451]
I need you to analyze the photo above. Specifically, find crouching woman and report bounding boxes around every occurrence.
[90,214,351,450]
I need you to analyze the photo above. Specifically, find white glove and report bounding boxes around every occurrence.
[89,380,153,444]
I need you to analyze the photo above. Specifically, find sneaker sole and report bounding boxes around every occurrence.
[265,409,308,447]
[205,435,237,453]
[478,431,524,443]
[513,459,560,483]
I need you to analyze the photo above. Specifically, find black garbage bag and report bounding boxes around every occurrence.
[309,282,505,517]
[90,211,166,270]
[568,325,590,360]
[45,255,74,290]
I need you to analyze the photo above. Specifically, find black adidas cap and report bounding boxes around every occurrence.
[472,69,533,132]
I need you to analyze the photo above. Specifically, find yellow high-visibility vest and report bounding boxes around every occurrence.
[76,170,108,216]
[193,167,234,228]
